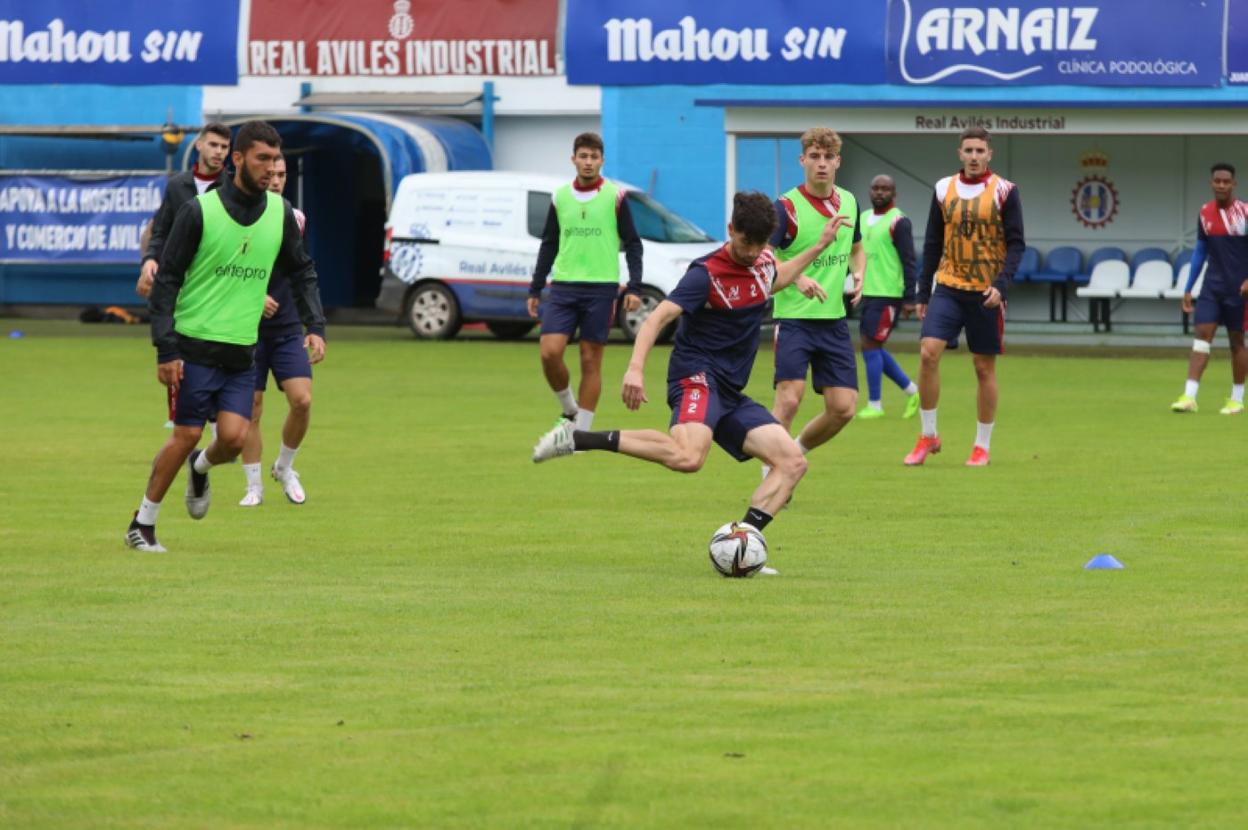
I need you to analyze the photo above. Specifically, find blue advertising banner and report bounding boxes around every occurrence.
[887,0,1223,87]
[0,1,239,85]
[0,175,165,264]
[565,0,885,85]
[1229,0,1248,84]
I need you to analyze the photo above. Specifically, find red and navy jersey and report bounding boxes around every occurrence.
[1196,199,1248,294]
[666,244,776,391]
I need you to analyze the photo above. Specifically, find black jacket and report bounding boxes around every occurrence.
[148,176,326,368]
[142,168,228,265]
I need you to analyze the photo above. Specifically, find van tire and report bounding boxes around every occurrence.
[485,321,536,340]
[405,283,463,340]
[619,286,675,344]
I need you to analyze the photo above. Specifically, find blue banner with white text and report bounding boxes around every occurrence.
[565,0,885,85]
[886,0,1223,87]
[0,175,165,264]
[0,1,239,84]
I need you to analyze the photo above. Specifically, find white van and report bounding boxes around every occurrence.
[376,171,718,340]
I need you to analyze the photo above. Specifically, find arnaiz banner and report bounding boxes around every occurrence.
[0,175,165,264]
[567,0,1227,88]
[247,0,558,77]
[0,0,239,85]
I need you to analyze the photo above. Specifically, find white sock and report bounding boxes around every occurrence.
[243,463,262,489]
[904,382,918,396]
[795,437,809,455]
[975,421,995,451]
[137,497,161,525]
[868,400,883,410]
[276,444,298,472]
[1233,384,1245,403]
[761,463,770,480]
[1185,379,1200,399]
[920,408,938,437]
[208,420,218,442]
[575,409,594,431]
[193,450,213,474]
[555,387,577,417]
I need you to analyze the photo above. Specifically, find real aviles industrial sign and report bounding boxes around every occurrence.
[566,0,1225,87]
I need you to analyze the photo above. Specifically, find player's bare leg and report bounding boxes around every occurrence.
[268,378,312,503]
[743,424,809,516]
[240,391,266,505]
[538,332,579,420]
[794,386,857,452]
[967,353,998,466]
[576,340,605,430]
[1222,330,1246,414]
[1173,323,1215,412]
[905,337,948,465]
[617,422,713,473]
[770,379,806,431]
[144,425,205,503]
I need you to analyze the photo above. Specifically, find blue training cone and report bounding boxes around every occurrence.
[1084,554,1124,570]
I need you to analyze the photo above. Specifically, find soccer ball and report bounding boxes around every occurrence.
[708,522,768,578]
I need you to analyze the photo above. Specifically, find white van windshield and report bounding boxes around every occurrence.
[624,192,714,243]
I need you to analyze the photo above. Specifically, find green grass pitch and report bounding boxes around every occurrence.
[2,320,1246,828]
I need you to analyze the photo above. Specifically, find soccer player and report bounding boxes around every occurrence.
[527,132,643,434]
[532,192,843,558]
[135,122,231,298]
[1170,162,1248,415]
[765,128,864,476]
[239,154,323,506]
[124,121,326,553]
[857,174,920,420]
[906,126,1024,467]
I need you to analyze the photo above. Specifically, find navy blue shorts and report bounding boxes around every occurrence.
[540,283,617,343]
[1194,290,1248,332]
[174,360,256,427]
[666,371,777,462]
[254,333,312,392]
[859,297,903,343]
[773,318,858,392]
[921,286,1004,355]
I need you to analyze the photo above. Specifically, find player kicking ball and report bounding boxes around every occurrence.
[532,192,840,564]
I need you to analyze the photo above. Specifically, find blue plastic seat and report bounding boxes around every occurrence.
[1029,246,1083,283]
[1173,248,1194,275]
[1015,246,1041,283]
[1130,247,1169,270]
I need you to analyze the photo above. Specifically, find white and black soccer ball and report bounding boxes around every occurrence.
[708,522,768,578]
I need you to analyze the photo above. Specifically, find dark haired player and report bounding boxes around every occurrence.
[1170,162,1248,415]
[527,131,643,436]
[857,174,920,420]
[906,126,1024,467]
[124,121,326,553]
[136,122,232,299]
[238,153,322,506]
[533,192,842,563]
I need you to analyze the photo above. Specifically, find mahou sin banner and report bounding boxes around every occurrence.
[247,0,558,77]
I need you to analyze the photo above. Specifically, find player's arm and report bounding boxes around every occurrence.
[621,299,683,411]
[916,194,944,318]
[616,197,644,311]
[527,204,559,317]
[893,217,919,309]
[149,200,203,384]
[848,227,866,306]
[275,204,328,363]
[772,214,847,295]
[1184,228,1208,313]
[988,186,1025,307]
